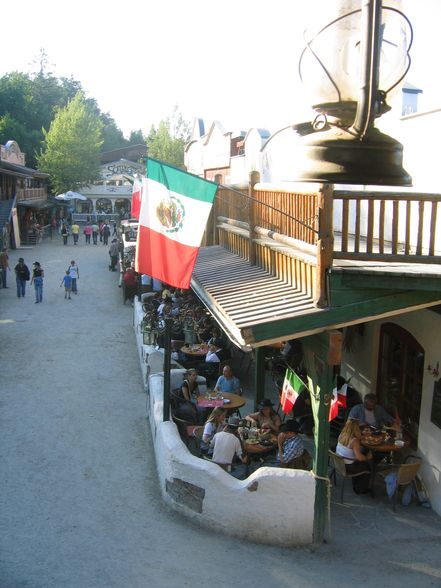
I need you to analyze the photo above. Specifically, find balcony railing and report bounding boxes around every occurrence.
[206,176,441,308]
[16,188,48,201]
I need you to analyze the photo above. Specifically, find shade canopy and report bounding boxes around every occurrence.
[55,191,88,201]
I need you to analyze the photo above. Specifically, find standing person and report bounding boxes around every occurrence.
[14,257,30,298]
[102,222,111,245]
[0,246,9,288]
[92,222,99,245]
[108,239,119,271]
[61,223,69,245]
[30,261,44,303]
[71,221,80,245]
[112,220,117,236]
[83,222,92,244]
[68,260,79,294]
[60,270,72,300]
[99,221,104,242]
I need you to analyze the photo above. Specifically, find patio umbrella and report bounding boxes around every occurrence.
[55,191,88,201]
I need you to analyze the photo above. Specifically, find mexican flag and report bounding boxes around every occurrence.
[135,158,218,289]
[131,174,143,220]
[280,367,307,415]
[328,382,348,422]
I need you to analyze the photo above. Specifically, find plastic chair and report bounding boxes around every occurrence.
[377,460,422,511]
[328,450,371,504]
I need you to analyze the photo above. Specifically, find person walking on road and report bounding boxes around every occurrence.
[30,261,44,303]
[60,270,72,300]
[109,239,119,272]
[83,222,92,244]
[102,222,111,245]
[71,222,80,245]
[0,246,10,288]
[62,223,69,245]
[14,257,30,298]
[68,260,79,294]
[92,222,99,245]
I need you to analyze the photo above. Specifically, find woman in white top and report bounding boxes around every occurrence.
[202,407,227,453]
[336,419,372,494]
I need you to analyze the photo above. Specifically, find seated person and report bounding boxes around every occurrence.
[276,420,311,469]
[348,393,396,429]
[214,365,241,395]
[202,407,227,453]
[207,327,222,347]
[205,339,231,363]
[246,398,282,434]
[291,389,313,435]
[210,416,248,471]
[336,419,372,494]
[197,318,214,343]
[180,368,199,402]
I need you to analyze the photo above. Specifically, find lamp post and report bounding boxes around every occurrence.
[295,0,413,185]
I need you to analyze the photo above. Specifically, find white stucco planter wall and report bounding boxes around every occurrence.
[133,299,315,545]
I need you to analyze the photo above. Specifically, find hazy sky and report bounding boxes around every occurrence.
[1,1,440,138]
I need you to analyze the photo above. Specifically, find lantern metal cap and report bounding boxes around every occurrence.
[292,126,412,186]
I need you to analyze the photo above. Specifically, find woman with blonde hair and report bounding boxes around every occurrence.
[202,407,227,448]
[336,419,372,494]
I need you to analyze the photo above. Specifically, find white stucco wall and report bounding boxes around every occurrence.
[340,310,441,515]
[133,299,316,545]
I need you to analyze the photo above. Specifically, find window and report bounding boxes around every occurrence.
[376,323,424,443]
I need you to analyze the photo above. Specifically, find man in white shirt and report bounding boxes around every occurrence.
[211,416,248,470]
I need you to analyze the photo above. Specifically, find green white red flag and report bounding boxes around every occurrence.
[280,367,307,415]
[135,158,218,289]
[328,382,348,421]
[131,174,143,220]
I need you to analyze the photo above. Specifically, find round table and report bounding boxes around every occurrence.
[196,392,245,412]
[181,344,208,357]
[360,432,410,453]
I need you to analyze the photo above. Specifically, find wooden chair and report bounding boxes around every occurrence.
[328,450,371,504]
[377,461,422,511]
[192,425,205,456]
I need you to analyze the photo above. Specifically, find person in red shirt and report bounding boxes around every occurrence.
[123,267,138,304]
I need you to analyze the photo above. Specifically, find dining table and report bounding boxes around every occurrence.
[181,344,209,357]
[360,428,410,496]
[242,432,278,456]
[196,392,245,412]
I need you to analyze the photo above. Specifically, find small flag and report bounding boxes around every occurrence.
[135,158,218,289]
[131,174,143,220]
[329,382,348,422]
[280,367,307,415]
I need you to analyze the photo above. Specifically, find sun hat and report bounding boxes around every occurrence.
[258,398,274,409]
[280,420,300,433]
[227,416,241,427]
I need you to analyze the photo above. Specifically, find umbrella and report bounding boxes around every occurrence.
[55,191,88,201]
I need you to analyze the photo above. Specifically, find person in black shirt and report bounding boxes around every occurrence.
[14,258,30,298]
[30,261,44,303]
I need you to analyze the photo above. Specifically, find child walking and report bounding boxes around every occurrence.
[61,270,72,299]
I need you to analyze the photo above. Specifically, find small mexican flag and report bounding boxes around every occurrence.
[135,158,218,289]
[328,382,348,422]
[131,174,143,220]
[280,367,307,415]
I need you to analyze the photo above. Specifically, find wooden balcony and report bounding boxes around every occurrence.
[16,187,48,201]
[193,179,441,348]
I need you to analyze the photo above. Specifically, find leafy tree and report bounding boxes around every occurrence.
[99,112,127,152]
[37,92,103,194]
[128,129,145,145]
[146,107,190,168]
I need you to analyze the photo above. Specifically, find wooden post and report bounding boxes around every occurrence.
[302,329,342,543]
[254,346,266,410]
[213,174,223,246]
[315,184,334,308]
[248,171,260,266]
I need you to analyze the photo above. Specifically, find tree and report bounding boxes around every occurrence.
[37,92,103,194]
[146,107,190,168]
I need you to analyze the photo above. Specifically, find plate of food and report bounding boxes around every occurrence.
[223,399,231,404]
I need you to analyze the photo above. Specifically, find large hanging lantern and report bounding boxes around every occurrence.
[294,0,413,185]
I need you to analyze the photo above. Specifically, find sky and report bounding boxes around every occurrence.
[2,0,441,139]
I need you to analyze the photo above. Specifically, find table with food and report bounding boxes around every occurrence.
[196,392,245,412]
[238,424,278,456]
[180,343,209,357]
